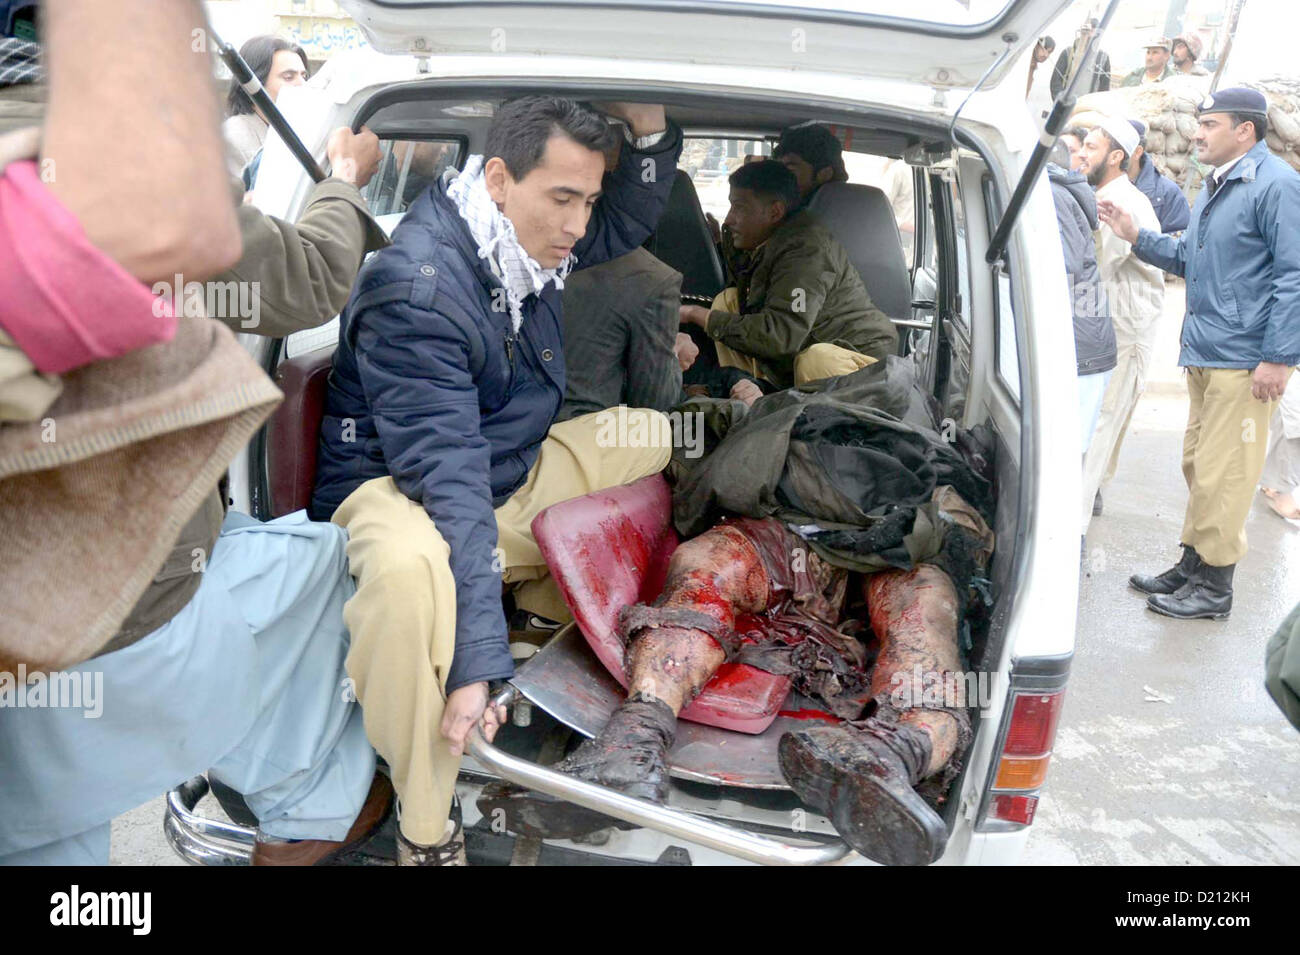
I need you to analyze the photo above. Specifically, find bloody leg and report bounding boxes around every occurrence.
[624,524,770,713]
[779,562,972,866]
[478,522,777,837]
[865,564,965,776]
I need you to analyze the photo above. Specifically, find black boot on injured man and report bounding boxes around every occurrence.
[480,503,988,866]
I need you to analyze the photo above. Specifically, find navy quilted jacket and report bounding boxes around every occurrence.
[312,125,683,691]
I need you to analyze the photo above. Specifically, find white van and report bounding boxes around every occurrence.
[167,0,1084,866]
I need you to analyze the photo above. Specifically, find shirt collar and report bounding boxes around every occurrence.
[1213,153,1247,181]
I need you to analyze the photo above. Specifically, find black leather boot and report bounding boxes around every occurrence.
[1129,545,1200,595]
[476,696,677,839]
[779,718,946,866]
[1146,561,1234,619]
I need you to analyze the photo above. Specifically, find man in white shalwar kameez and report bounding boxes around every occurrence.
[1079,117,1166,533]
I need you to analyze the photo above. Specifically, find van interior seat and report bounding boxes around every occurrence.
[267,346,335,518]
[642,169,726,299]
[806,181,912,322]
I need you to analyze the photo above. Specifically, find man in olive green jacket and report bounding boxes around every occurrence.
[1120,39,1177,87]
[679,160,896,394]
[1267,601,1300,733]
[112,130,390,652]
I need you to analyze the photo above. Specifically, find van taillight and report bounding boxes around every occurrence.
[1002,692,1064,756]
[992,690,1064,791]
[989,793,1038,825]
[979,683,1067,830]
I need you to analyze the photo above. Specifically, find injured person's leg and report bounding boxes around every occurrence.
[478,520,787,838]
[480,516,975,861]
[778,564,972,866]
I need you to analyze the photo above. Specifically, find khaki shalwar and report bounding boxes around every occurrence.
[333,410,671,845]
[710,288,877,386]
[1180,367,1290,565]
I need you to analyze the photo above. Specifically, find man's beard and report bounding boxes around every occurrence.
[1086,164,1106,188]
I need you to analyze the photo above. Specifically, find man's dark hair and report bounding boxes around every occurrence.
[773,123,847,180]
[1099,132,1130,174]
[729,160,800,217]
[227,35,310,116]
[1068,125,1089,143]
[485,96,620,181]
[1040,35,1056,52]
[1229,111,1268,143]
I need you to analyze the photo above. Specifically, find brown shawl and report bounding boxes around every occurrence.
[0,318,281,671]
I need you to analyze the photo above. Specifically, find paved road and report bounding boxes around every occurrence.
[1023,278,1300,864]
[1021,390,1300,864]
[110,284,1300,866]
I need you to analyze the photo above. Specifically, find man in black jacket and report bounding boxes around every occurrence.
[1048,141,1117,453]
[313,97,682,864]
[558,247,697,421]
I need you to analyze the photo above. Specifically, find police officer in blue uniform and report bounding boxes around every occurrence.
[1100,88,1300,620]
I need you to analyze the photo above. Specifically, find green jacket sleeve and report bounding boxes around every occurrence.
[1265,600,1300,732]
[706,241,833,361]
[218,177,390,338]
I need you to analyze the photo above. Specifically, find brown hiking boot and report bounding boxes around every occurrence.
[779,719,947,866]
[251,772,394,866]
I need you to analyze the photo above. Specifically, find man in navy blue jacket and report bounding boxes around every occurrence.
[312,97,682,863]
[1127,119,1191,234]
[1102,89,1300,621]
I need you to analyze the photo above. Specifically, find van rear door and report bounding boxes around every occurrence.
[336,0,1072,94]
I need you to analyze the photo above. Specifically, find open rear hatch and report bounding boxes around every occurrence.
[336,0,1072,91]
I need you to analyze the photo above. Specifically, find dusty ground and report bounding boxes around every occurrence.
[1022,280,1300,864]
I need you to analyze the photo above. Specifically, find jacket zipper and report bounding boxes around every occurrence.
[504,329,518,394]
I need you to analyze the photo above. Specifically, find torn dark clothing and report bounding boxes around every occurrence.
[618,516,873,719]
[671,359,993,587]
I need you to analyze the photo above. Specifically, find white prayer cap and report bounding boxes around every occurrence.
[1092,114,1139,157]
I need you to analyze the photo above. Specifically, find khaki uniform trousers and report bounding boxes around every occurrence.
[1179,367,1291,567]
[709,288,876,387]
[331,410,671,845]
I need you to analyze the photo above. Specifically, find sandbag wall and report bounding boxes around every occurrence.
[1068,75,1300,203]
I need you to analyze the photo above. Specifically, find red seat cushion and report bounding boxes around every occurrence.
[531,474,791,734]
[267,348,334,518]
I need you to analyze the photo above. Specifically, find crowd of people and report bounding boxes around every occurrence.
[0,0,1296,871]
[1042,54,1300,623]
[0,0,972,867]
[1027,22,1214,122]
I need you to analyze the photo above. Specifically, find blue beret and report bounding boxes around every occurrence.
[1198,87,1268,117]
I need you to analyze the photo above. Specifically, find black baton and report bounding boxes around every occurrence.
[217,38,327,183]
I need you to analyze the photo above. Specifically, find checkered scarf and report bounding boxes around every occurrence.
[446,154,574,334]
[0,38,42,88]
